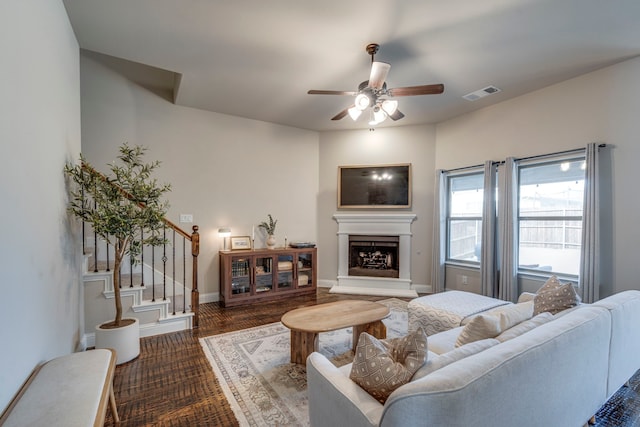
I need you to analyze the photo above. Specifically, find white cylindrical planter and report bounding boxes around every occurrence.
[95,318,140,364]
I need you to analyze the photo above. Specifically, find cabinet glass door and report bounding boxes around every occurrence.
[230,257,251,296]
[277,254,294,289]
[254,256,274,294]
[296,252,314,287]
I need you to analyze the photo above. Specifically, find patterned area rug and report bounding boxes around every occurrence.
[199,298,408,427]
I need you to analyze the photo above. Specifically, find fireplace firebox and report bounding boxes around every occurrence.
[348,235,399,278]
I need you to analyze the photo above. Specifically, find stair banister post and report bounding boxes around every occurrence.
[191,225,200,328]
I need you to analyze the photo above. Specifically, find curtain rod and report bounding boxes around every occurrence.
[440,161,501,174]
[516,143,606,162]
[441,143,607,174]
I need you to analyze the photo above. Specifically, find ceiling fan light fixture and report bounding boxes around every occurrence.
[373,106,387,123]
[381,99,398,115]
[355,93,370,110]
[348,106,362,121]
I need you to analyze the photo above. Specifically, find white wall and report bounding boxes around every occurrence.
[79,53,319,299]
[436,56,640,296]
[317,125,437,289]
[0,0,82,411]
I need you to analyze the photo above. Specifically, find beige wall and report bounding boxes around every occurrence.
[77,33,640,301]
[79,53,319,299]
[436,56,640,296]
[317,125,437,289]
[0,0,82,410]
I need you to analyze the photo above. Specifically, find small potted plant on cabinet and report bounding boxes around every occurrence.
[64,144,171,364]
[259,214,278,249]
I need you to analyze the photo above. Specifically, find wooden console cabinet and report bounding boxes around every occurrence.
[219,247,317,307]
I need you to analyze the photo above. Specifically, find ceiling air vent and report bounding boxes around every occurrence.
[463,85,501,101]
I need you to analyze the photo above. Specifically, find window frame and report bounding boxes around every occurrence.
[445,169,484,266]
[516,154,586,279]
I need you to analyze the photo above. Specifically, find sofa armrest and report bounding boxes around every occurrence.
[307,352,382,427]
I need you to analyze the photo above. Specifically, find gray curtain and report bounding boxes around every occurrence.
[431,170,447,293]
[579,143,600,303]
[480,161,497,297]
[498,158,518,302]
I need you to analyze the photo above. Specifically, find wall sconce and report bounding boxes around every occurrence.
[218,227,231,250]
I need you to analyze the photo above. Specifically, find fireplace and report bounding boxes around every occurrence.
[332,213,418,298]
[349,235,399,278]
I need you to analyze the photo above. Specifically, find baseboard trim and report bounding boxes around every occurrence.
[199,292,219,303]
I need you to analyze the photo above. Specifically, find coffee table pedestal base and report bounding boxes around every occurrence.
[289,319,387,364]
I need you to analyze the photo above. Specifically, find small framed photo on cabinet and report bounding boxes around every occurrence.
[230,236,252,250]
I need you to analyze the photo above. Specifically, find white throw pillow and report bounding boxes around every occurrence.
[490,301,534,330]
[495,312,554,342]
[455,314,501,347]
[412,338,500,381]
[455,302,534,347]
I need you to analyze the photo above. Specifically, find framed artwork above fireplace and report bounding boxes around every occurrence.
[338,163,411,209]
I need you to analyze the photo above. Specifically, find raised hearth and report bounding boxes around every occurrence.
[332,213,418,298]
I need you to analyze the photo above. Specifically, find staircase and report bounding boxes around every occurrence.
[82,220,200,348]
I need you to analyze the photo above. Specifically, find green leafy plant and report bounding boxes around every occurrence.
[258,214,278,235]
[64,144,171,328]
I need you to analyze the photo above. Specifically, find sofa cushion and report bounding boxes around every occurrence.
[412,338,500,381]
[349,328,428,403]
[455,302,533,347]
[426,327,464,355]
[533,276,581,315]
[495,312,554,342]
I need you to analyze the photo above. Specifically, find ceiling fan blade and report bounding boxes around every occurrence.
[369,62,391,90]
[388,109,405,121]
[388,84,444,97]
[331,107,351,121]
[308,90,357,96]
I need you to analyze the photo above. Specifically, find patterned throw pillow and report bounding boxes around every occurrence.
[349,328,428,404]
[533,275,581,315]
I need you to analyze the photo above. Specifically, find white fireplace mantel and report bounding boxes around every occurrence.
[332,213,418,298]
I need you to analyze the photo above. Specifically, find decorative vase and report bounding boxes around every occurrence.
[266,234,277,249]
[95,317,140,365]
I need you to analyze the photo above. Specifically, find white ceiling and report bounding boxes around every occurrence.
[62,0,640,132]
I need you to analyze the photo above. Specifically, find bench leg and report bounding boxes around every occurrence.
[109,385,120,423]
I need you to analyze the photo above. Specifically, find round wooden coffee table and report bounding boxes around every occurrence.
[281,300,390,364]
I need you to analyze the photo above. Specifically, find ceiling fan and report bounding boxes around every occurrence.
[308,43,444,125]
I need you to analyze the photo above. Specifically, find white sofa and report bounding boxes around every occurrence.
[307,290,640,427]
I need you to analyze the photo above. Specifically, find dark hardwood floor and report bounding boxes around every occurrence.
[104,288,640,426]
[104,288,392,426]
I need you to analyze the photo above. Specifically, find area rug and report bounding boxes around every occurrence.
[199,298,408,427]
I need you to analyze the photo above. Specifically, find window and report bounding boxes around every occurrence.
[517,157,585,276]
[447,172,484,263]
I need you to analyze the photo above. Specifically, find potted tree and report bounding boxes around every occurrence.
[259,214,278,249]
[64,144,171,364]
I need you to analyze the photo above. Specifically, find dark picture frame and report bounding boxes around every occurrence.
[338,163,412,208]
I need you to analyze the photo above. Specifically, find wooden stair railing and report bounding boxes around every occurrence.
[80,163,201,328]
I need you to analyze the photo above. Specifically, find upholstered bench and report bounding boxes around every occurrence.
[408,290,511,335]
[0,349,119,426]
